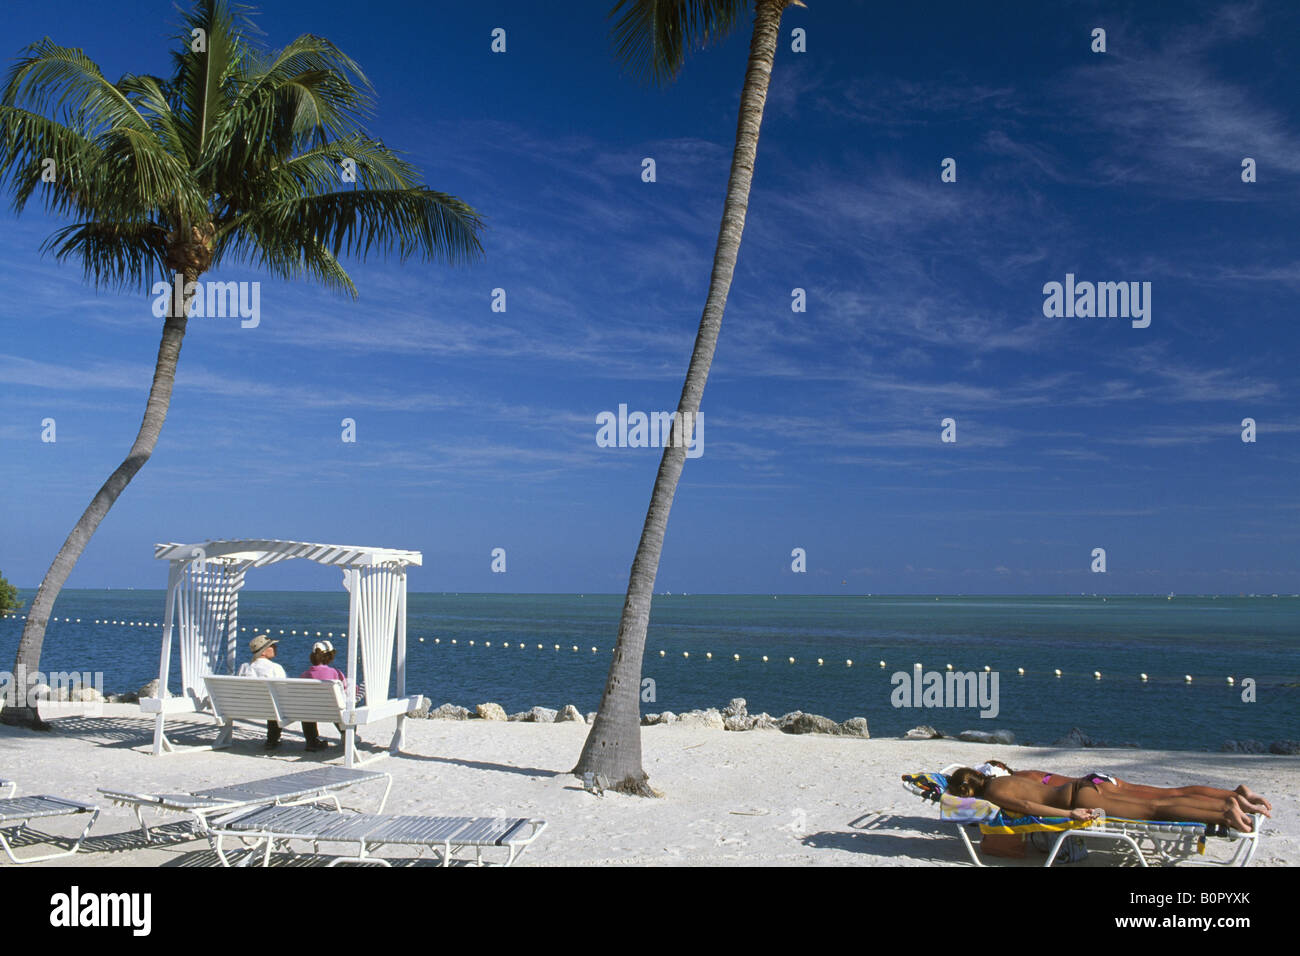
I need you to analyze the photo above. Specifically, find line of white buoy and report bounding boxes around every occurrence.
[0,615,1254,684]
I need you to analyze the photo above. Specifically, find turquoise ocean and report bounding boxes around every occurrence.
[3,591,1297,751]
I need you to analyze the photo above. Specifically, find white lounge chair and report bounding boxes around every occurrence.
[209,803,546,867]
[99,766,392,842]
[198,675,419,769]
[901,765,1263,867]
[0,784,100,864]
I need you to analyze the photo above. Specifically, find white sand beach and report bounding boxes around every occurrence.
[3,705,1295,867]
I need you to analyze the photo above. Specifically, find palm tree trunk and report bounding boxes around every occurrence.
[2,273,192,728]
[573,0,789,792]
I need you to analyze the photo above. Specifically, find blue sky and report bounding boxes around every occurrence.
[1,0,1297,594]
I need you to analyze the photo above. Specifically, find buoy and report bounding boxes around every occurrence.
[946,664,953,671]
[817,658,824,666]
[1227,676,1235,685]
[485,641,491,647]
[1017,667,1024,676]
[591,647,597,653]
[537,643,543,649]
[734,654,740,661]
[846,659,853,667]
[658,650,665,657]
[469,640,475,646]
[572,645,578,652]
[762,656,769,662]
[503,642,510,648]
[880,661,886,668]
[1185,675,1193,683]
[451,639,457,644]
[788,657,796,664]
[984,666,991,673]
[683,652,689,658]
[706,652,713,659]
[554,644,560,650]
[418,637,425,643]
[1054,669,1062,677]
[1140,673,1148,681]
[1094,671,1101,680]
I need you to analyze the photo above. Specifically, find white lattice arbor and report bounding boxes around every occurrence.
[142,539,422,763]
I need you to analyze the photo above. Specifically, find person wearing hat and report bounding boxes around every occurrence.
[238,634,286,748]
[299,640,349,751]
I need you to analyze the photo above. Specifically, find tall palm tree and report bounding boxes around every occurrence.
[0,0,483,728]
[575,0,799,793]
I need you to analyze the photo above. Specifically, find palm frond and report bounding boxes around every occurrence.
[0,105,101,216]
[198,34,374,181]
[170,0,252,162]
[118,74,187,161]
[2,39,151,132]
[264,135,421,196]
[608,0,752,84]
[221,186,484,268]
[41,219,169,290]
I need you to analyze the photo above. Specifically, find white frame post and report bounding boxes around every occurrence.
[152,561,183,755]
[344,568,360,769]
[393,567,408,754]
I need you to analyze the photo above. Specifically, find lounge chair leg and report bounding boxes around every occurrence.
[345,727,356,770]
[956,826,986,867]
[1043,831,1072,867]
[134,806,152,843]
[214,833,231,867]
[0,809,99,864]
[214,721,234,750]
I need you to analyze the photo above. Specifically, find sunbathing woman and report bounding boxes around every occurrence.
[979,759,1272,816]
[948,767,1259,832]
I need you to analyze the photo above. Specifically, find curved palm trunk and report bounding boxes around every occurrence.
[574,0,789,792]
[2,274,193,729]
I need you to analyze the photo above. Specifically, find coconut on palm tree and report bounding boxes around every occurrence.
[574,0,800,793]
[0,0,483,728]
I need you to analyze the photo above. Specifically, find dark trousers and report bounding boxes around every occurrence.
[302,722,342,744]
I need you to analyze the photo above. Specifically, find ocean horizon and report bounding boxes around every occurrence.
[4,590,1296,753]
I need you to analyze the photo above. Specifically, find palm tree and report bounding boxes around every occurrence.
[0,0,483,728]
[574,0,799,793]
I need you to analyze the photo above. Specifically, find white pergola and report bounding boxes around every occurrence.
[142,539,422,757]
